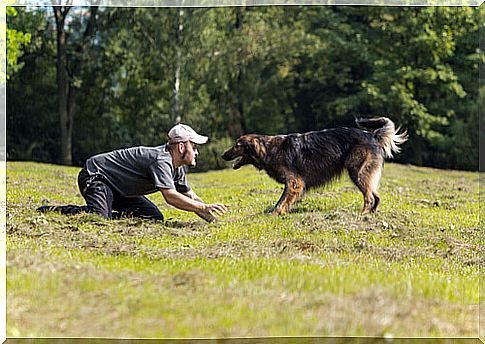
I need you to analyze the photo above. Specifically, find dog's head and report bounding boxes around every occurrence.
[222,134,267,170]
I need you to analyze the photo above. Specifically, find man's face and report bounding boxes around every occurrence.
[181,141,199,167]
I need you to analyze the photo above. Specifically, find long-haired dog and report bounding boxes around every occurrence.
[222,117,408,215]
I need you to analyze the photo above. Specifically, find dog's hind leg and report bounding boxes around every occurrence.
[272,175,305,215]
[372,191,381,212]
[367,160,383,212]
[347,152,383,214]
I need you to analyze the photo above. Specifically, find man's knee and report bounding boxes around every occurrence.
[125,207,164,222]
[115,196,164,222]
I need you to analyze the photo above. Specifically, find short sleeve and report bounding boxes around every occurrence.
[148,160,176,190]
[173,166,191,193]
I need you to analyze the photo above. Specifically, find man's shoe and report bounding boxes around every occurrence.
[37,204,86,215]
[36,205,60,213]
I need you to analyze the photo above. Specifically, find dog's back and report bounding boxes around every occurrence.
[276,127,379,188]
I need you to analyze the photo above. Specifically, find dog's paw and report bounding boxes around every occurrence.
[271,208,285,216]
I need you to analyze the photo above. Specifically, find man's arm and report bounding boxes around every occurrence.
[182,189,203,202]
[160,188,227,222]
[182,189,218,222]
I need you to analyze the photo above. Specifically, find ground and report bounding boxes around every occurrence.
[5,161,482,338]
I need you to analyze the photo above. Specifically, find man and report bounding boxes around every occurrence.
[37,124,228,222]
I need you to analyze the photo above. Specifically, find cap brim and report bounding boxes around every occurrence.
[191,134,208,144]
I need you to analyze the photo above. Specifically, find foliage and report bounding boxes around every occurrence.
[6,7,31,80]
[6,6,482,170]
[7,7,58,162]
[7,161,481,337]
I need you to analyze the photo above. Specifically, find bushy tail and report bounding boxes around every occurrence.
[355,117,408,159]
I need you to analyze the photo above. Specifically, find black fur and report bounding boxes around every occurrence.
[222,117,408,215]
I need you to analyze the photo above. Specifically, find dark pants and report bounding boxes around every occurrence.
[76,168,164,221]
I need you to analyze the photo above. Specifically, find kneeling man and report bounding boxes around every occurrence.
[38,124,227,223]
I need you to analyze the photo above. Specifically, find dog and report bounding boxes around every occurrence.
[222,117,408,215]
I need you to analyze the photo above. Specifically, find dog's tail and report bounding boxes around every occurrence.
[355,117,408,159]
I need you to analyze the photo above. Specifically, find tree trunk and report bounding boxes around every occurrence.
[172,8,183,124]
[413,137,423,166]
[54,6,97,165]
[228,7,246,137]
[54,7,71,165]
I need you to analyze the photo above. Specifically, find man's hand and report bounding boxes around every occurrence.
[161,188,228,222]
[198,203,228,222]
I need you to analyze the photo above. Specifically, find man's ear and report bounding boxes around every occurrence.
[178,142,185,154]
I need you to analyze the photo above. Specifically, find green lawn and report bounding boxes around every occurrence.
[6,161,481,338]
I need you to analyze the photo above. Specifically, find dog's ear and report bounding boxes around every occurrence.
[253,137,267,157]
[244,136,266,163]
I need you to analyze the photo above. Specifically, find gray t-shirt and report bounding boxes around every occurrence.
[85,144,191,197]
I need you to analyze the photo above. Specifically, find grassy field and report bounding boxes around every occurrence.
[6,161,482,338]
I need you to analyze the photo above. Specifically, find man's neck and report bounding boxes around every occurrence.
[170,151,184,168]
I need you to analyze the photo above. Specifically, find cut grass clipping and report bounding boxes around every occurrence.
[7,161,482,338]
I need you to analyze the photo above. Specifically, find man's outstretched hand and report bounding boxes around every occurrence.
[164,189,228,223]
[198,203,228,222]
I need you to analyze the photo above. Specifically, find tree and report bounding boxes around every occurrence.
[357,7,475,166]
[53,5,98,165]
[6,7,31,80]
[6,6,481,171]
[7,7,59,162]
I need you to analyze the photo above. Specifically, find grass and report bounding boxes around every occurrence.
[6,161,482,338]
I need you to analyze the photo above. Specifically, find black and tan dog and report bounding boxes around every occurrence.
[222,117,407,215]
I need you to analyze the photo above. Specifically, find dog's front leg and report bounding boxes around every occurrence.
[272,185,291,216]
[272,177,305,215]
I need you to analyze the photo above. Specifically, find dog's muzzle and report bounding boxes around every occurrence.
[222,148,245,169]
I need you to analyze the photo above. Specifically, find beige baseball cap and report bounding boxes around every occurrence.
[168,124,208,144]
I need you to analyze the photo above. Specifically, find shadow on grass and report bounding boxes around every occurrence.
[263,203,357,216]
[164,219,197,228]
